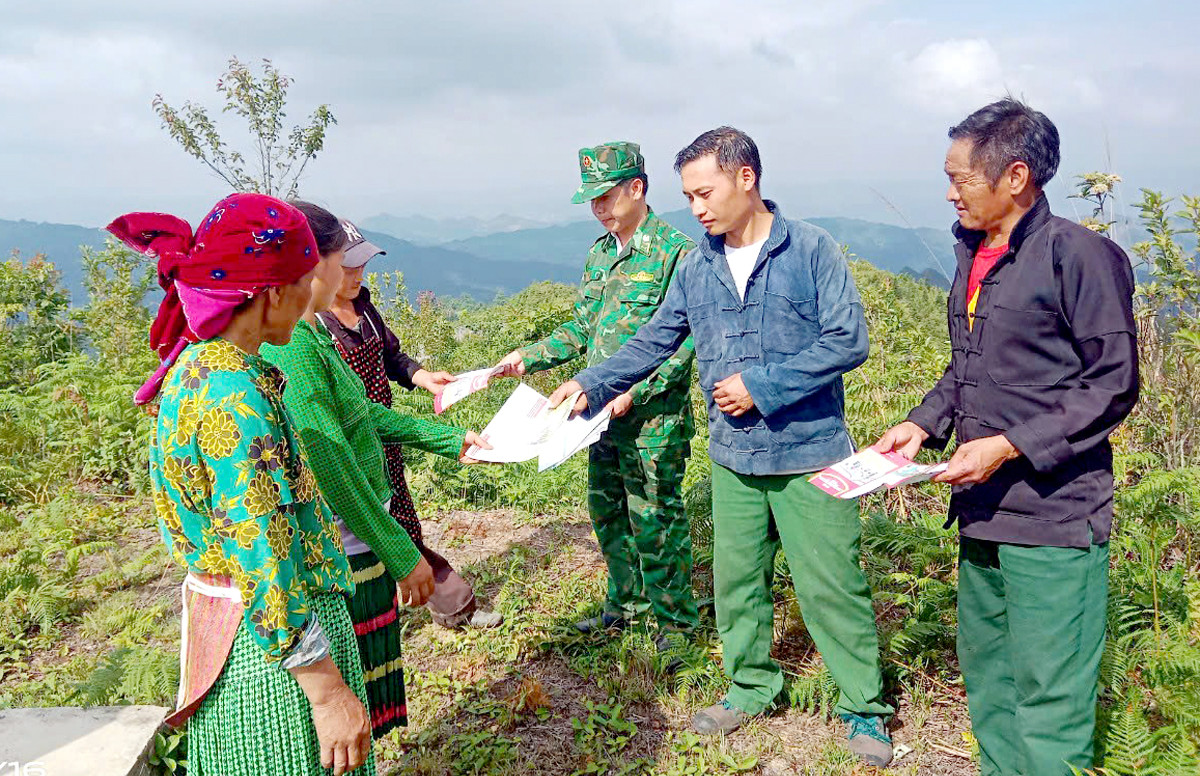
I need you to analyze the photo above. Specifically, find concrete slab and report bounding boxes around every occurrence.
[0,705,168,776]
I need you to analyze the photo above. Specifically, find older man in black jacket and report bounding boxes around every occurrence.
[875,98,1138,776]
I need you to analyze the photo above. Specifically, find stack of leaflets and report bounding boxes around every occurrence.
[809,449,948,499]
[464,384,611,471]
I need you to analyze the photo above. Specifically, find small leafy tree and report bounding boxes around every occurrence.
[1127,190,1200,467]
[0,252,77,389]
[152,56,336,197]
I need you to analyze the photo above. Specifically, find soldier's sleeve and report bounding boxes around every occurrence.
[629,239,697,405]
[520,257,602,373]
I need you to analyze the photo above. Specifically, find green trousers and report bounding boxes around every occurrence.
[587,436,699,632]
[958,536,1109,776]
[711,464,891,717]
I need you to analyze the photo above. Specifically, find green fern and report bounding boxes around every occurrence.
[1097,449,1200,772]
[1099,688,1159,775]
[1155,734,1200,776]
[785,662,840,718]
[0,548,79,633]
[71,646,133,706]
[72,645,178,707]
[80,590,173,645]
[685,476,713,563]
[1099,628,1135,700]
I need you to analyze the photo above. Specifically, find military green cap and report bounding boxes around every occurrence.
[571,141,644,204]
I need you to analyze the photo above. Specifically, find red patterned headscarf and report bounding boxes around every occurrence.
[107,193,319,404]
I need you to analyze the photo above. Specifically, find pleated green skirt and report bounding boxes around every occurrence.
[187,591,375,776]
[346,550,408,738]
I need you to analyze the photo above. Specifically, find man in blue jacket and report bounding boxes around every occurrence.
[549,127,893,767]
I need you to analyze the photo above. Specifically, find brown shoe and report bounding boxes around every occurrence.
[692,699,751,735]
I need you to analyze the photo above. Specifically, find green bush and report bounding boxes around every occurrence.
[0,243,155,503]
[0,252,78,390]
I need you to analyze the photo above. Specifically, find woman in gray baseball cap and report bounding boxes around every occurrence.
[316,221,503,729]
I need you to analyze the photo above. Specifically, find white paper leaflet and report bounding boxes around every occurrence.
[464,383,610,470]
[433,366,504,414]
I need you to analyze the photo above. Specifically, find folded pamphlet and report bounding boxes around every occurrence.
[809,449,948,499]
[434,365,504,414]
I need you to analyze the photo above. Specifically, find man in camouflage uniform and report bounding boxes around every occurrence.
[497,141,700,642]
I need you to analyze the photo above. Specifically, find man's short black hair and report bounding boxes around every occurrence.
[674,126,762,189]
[949,98,1060,190]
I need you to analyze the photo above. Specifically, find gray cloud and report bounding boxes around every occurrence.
[1,0,1195,233]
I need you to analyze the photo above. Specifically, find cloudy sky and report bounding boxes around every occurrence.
[2,0,1195,232]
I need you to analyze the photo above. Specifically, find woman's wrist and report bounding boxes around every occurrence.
[288,655,351,706]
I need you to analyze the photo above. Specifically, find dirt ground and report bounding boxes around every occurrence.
[382,509,978,775]
[1,503,978,774]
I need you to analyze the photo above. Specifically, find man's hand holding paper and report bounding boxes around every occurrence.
[810,448,948,499]
[547,379,589,417]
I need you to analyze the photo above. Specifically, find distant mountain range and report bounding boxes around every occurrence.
[353,230,578,301]
[359,212,553,245]
[1,208,954,306]
[0,218,579,305]
[434,208,956,286]
[1,219,109,302]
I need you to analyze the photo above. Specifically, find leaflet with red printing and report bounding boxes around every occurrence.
[808,449,948,499]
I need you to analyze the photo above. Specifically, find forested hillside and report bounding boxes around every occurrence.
[1,208,955,307]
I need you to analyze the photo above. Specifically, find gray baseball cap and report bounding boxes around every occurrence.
[340,220,385,268]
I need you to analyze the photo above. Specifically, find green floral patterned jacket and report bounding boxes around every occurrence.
[150,338,353,661]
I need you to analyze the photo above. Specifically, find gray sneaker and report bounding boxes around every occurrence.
[467,610,503,629]
[843,713,893,767]
[575,613,628,635]
[692,699,751,735]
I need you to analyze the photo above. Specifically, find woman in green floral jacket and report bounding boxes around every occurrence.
[113,193,374,776]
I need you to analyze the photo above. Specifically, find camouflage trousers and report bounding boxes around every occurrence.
[587,435,699,633]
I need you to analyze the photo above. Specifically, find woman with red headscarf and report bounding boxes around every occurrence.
[112,193,373,776]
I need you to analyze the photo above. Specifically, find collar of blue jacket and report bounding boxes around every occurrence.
[575,201,869,477]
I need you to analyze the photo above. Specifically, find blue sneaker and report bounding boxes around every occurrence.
[842,713,893,767]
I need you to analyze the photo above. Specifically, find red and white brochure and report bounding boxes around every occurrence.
[808,449,948,499]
